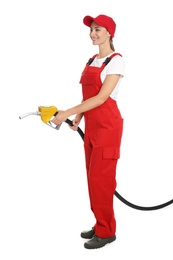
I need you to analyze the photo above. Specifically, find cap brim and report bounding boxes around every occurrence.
[83,15,94,27]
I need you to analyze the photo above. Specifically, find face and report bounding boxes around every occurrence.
[89,21,110,46]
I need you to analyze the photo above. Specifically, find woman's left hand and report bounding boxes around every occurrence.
[51,110,68,125]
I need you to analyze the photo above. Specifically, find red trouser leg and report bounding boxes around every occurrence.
[84,133,94,213]
[84,135,118,238]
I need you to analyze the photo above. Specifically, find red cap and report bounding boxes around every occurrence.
[83,14,116,38]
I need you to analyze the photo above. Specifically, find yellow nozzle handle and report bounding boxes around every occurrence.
[38,106,58,123]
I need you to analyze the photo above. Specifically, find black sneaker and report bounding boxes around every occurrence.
[84,235,116,249]
[80,228,95,239]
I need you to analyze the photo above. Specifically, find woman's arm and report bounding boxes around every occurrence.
[52,74,121,125]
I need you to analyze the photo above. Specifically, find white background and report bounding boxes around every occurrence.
[0,0,173,259]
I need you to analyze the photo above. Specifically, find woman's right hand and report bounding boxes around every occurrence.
[69,113,83,131]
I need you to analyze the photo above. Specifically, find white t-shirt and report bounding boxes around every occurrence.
[90,52,125,100]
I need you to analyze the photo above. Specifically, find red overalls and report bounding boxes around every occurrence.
[79,53,123,238]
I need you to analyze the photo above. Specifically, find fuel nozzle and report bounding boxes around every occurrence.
[38,106,58,123]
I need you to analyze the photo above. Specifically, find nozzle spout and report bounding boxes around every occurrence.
[19,111,41,119]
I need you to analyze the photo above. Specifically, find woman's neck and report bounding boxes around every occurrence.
[97,48,114,59]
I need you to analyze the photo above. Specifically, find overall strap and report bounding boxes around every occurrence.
[86,53,122,66]
[86,54,98,65]
[103,53,122,66]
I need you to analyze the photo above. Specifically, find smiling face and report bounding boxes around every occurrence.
[89,21,111,46]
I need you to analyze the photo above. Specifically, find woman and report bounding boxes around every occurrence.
[52,14,125,249]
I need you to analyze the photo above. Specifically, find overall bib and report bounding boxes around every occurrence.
[79,53,123,238]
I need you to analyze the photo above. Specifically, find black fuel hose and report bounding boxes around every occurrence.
[65,118,84,140]
[55,113,173,211]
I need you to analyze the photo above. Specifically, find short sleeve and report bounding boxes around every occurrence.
[106,55,125,77]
